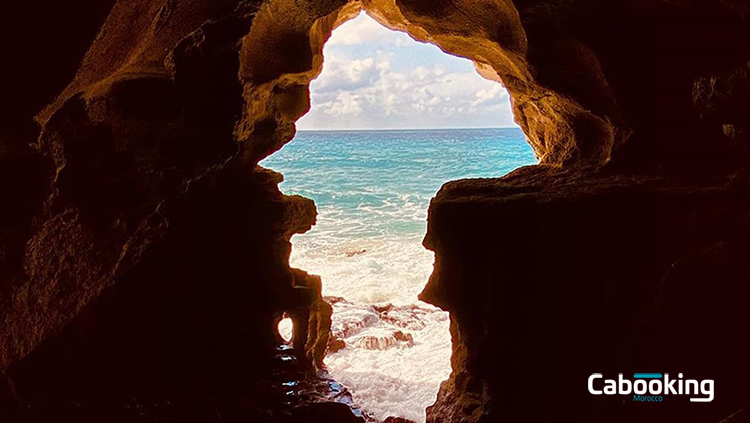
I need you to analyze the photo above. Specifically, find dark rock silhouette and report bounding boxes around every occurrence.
[0,0,749,422]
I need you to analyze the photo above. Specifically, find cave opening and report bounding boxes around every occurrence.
[260,11,537,422]
[9,1,750,422]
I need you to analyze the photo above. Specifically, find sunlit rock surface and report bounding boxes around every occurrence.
[1,0,750,422]
[421,167,750,422]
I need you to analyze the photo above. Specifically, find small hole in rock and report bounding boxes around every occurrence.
[278,315,294,343]
[261,11,537,423]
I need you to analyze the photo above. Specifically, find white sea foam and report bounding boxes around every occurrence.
[290,232,451,422]
[291,232,434,305]
[324,303,451,423]
[260,128,537,422]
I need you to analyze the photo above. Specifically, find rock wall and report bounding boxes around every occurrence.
[0,1,337,421]
[421,168,750,423]
[1,0,749,422]
[418,2,750,422]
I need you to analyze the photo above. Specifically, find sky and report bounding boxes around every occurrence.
[296,12,518,131]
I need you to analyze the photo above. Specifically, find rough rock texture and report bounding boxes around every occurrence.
[421,168,750,423]
[289,268,334,368]
[2,0,750,422]
[0,1,350,421]
[415,2,750,422]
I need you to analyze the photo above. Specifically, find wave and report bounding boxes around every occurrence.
[261,128,537,422]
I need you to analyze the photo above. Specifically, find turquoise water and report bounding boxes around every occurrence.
[263,127,535,252]
[260,127,536,422]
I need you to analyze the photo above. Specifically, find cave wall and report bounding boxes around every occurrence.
[0,1,328,421]
[1,0,750,422]
[418,2,750,422]
[421,169,750,423]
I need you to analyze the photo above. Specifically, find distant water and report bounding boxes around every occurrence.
[261,128,536,422]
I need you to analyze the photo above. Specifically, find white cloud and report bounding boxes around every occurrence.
[298,13,518,130]
[472,84,509,106]
[326,13,393,46]
[322,91,364,116]
[315,57,379,93]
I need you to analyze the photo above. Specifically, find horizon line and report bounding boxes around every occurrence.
[296,126,521,132]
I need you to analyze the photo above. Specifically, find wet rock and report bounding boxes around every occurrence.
[372,303,393,314]
[324,296,347,305]
[327,336,347,354]
[330,302,381,340]
[350,329,414,350]
[393,331,414,346]
[3,0,750,422]
[345,249,367,257]
[379,304,430,331]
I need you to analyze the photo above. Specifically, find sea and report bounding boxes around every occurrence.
[260,127,537,422]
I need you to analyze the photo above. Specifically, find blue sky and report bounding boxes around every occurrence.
[297,12,518,130]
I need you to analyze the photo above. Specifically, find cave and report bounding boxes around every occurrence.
[1,0,750,423]
[259,13,537,420]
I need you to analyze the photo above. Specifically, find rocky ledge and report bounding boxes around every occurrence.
[2,0,750,422]
[421,166,750,423]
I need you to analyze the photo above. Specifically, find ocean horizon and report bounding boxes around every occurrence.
[295,126,520,132]
[260,127,537,422]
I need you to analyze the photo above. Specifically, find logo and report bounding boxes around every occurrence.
[588,373,714,402]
